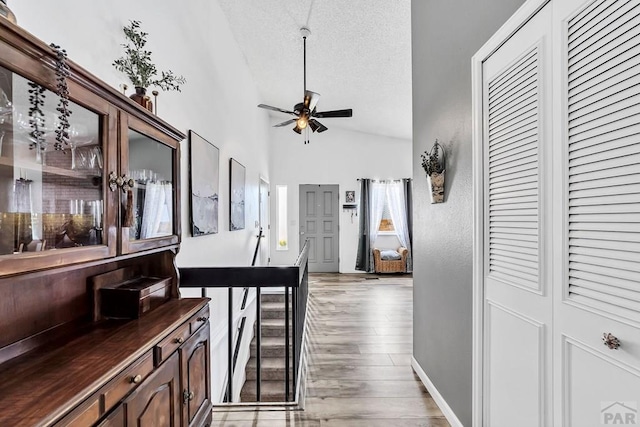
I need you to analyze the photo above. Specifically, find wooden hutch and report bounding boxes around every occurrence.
[0,17,212,427]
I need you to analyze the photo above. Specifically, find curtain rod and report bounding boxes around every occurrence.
[356,178,412,181]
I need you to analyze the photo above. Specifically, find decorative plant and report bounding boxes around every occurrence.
[27,82,46,151]
[113,20,186,91]
[421,140,445,176]
[50,43,72,151]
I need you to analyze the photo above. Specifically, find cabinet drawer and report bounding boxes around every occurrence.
[101,351,154,411]
[54,397,100,427]
[154,321,191,365]
[190,305,210,334]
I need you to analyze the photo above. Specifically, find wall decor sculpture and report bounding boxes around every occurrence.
[421,140,446,203]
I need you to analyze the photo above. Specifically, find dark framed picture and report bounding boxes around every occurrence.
[229,158,246,231]
[345,190,355,203]
[188,130,219,236]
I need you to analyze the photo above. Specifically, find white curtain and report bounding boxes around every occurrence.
[387,181,412,272]
[368,182,387,270]
[140,181,173,239]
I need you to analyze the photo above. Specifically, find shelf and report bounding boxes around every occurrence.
[0,155,100,180]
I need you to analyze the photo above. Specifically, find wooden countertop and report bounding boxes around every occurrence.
[0,298,209,426]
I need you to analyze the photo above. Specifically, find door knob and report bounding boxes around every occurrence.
[603,333,621,350]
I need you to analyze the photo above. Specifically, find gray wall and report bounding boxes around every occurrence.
[411,1,526,425]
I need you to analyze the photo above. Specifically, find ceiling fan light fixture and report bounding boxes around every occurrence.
[296,116,308,130]
[293,125,303,134]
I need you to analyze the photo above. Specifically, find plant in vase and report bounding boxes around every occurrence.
[113,20,186,112]
[420,140,446,203]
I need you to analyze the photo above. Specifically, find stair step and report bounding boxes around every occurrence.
[260,302,292,320]
[250,337,289,358]
[261,293,287,303]
[240,380,291,403]
[256,318,291,337]
[245,357,293,380]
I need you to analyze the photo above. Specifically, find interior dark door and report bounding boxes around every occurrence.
[299,184,339,272]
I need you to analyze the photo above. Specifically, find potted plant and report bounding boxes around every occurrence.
[421,140,446,203]
[113,20,186,111]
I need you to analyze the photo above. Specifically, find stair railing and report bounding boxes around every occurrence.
[179,238,310,405]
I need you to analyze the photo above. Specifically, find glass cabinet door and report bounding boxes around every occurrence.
[0,65,115,275]
[120,116,179,254]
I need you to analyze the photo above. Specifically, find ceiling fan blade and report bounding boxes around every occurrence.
[303,91,321,112]
[313,108,353,118]
[274,119,296,128]
[309,119,328,133]
[258,104,297,116]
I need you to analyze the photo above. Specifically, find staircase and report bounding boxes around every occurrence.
[240,293,293,402]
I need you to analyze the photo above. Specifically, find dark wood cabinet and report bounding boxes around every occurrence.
[180,323,211,427]
[125,351,181,427]
[0,17,211,427]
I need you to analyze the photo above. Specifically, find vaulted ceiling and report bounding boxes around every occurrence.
[217,0,412,141]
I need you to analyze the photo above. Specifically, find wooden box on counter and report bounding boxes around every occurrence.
[93,267,172,319]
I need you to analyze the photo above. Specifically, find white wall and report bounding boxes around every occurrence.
[411,0,526,425]
[11,0,271,403]
[268,124,411,272]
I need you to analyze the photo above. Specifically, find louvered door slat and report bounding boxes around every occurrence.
[489,129,537,155]
[569,73,640,113]
[568,0,619,44]
[569,230,640,244]
[571,278,640,304]
[486,46,540,291]
[569,4,640,70]
[570,245,640,262]
[569,130,640,159]
[570,254,640,274]
[569,174,640,191]
[568,3,640,322]
[569,46,640,94]
[569,97,640,132]
[489,64,537,107]
[489,97,537,131]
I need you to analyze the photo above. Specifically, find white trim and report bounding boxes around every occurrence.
[471,1,552,425]
[411,357,464,427]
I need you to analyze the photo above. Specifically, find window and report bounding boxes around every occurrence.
[276,185,288,250]
[378,196,396,234]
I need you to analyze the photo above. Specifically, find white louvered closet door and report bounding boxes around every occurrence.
[482,4,553,426]
[554,0,640,425]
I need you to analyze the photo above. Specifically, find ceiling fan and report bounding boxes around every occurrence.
[258,27,353,144]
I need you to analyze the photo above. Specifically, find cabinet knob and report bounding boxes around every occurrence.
[130,374,142,384]
[174,337,184,344]
[108,172,135,193]
[603,333,621,350]
[197,316,208,322]
[183,390,195,404]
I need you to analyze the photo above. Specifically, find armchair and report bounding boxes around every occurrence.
[373,247,408,273]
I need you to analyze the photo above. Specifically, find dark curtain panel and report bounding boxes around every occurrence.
[355,179,371,272]
[403,178,413,272]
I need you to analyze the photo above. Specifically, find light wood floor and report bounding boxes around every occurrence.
[214,273,450,426]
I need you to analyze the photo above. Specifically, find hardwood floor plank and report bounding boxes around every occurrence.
[215,273,450,426]
[306,379,428,398]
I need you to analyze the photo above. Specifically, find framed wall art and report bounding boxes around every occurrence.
[188,130,219,236]
[229,158,246,231]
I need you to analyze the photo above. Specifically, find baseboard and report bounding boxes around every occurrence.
[411,357,464,427]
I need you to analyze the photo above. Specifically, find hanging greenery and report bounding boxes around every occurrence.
[420,140,445,176]
[113,20,186,91]
[50,43,72,151]
[27,82,46,151]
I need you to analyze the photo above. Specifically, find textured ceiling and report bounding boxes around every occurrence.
[217,0,412,140]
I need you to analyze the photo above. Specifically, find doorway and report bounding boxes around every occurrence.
[258,177,270,266]
[299,184,339,273]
